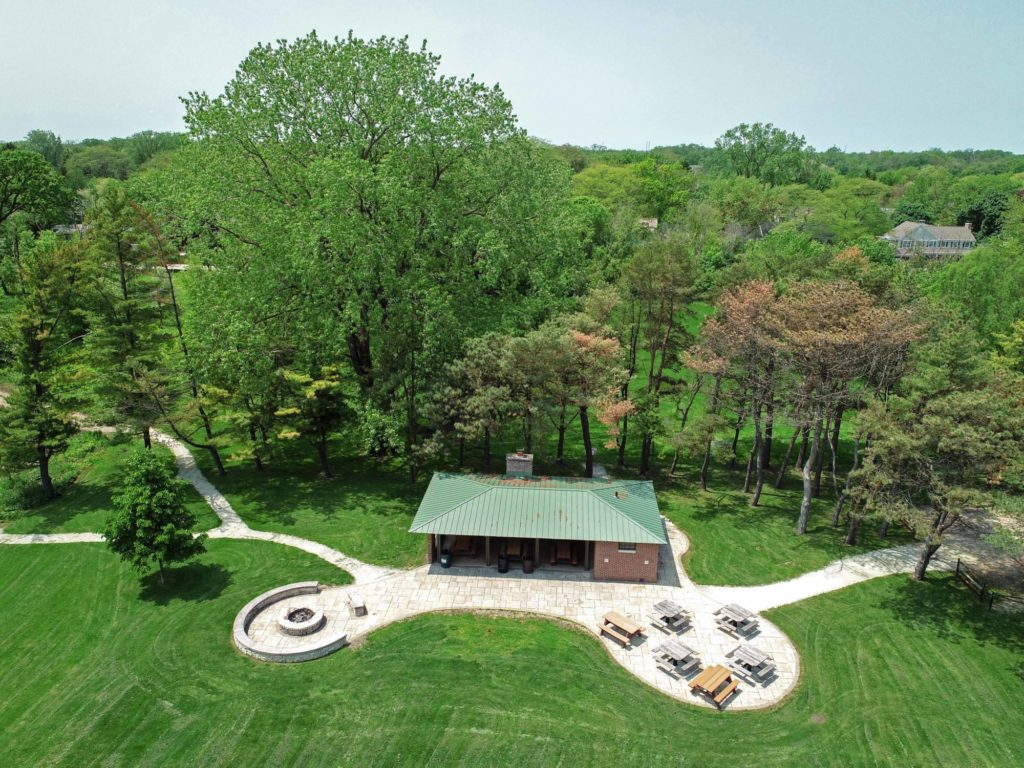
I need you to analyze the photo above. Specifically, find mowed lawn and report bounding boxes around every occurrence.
[658,466,913,586]
[1,543,1021,767]
[194,447,426,568]
[1,432,219,534]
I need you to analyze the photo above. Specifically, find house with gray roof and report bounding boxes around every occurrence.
[881,221,976,258]
[409,452,666,582]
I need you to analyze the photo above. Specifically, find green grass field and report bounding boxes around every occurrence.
[1,432,219,534]
[658,466,913,585]
[0,543,1020,767]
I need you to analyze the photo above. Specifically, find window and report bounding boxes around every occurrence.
[617,542,636,553]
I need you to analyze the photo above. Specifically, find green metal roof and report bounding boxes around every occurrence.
[409,472,666,544]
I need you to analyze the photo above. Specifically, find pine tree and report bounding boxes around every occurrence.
[0,232,83,498]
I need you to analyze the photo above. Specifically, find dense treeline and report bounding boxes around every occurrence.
[2,31,1023,579]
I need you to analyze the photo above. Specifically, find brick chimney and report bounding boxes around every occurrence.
[505,451,533,478]
[964,221,972,232]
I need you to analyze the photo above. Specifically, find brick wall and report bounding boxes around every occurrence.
[592,541,659,583]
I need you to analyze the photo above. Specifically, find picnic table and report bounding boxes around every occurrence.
[505,539,524,560]
[690,664,740,710]
[714,603,759,635]
[648,599,692,632]
[727,643,776,680]
[654,638,701,676]
[597,611,645,647]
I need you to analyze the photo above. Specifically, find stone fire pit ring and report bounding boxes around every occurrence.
[233,581,348,663]
[278,605,326,636]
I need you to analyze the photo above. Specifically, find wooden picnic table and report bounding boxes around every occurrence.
[715,603,759,635]
[657,639,696,663]
[690,664,740,709]
[717,603,753,622]
[728,643,776,679]
[603,611,643,636]
[505,539,524,559]
[598,611,645,647]
[730,643,768,668]
[653,599,686,619]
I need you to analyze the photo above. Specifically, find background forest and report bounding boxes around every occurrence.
[2,32,1023,585]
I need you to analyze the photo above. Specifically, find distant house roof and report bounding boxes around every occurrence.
[409,472,666,544]
[52,224,88,236]
[882,221,976,243]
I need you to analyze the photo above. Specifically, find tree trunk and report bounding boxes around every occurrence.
[774,429,799,489]
[556,414,566,465]
[700,376,723,492]
[879,519,890,539]
[580,405,594,478]
[617,411,628,468]
[743,438,757,493]
[796,409,824,534]
[762,387,775,470]
[829,405,844,492]
[913,542,942,581]
[796,425,810,469]
[346,310,373,390]
[729,405,746,469]
[669,447,681,475]
[207,445,226,477]
[639,435,653,476]
[813,411,831,498]
[483,428,492,472]
[158,559,166,586]
[248,426,264,472]
[316,438,333,479]
[832,439,858,526]
[458,437,465,468]
[700,443,712,491]
[744,404,762,495]
[143,426,152,449]
[750,409,766,506]
[844,513,860,546]
[38,449,55,499]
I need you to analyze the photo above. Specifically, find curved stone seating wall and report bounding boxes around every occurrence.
[233,581,348,663]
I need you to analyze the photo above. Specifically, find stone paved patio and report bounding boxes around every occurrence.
[240,518,801,710]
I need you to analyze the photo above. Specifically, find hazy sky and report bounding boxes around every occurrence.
[2,0,1022,151]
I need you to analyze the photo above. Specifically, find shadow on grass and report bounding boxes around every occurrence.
[879,573,1024,656]
[138,562,232,605]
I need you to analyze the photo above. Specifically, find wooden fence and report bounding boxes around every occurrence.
[955,558,1024,611]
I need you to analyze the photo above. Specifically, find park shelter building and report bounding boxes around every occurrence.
[409,453,666,582]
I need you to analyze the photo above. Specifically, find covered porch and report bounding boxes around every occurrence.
[429,534,593,573]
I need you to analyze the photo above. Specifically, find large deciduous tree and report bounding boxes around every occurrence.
[0,147,73,226]
[104,448,207,585]
[714,122,818,187]
[173,32,575,477]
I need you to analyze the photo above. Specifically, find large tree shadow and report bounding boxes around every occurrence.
[138,562,232,605]
[879,573,1024,656]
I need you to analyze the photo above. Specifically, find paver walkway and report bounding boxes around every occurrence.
[698,540,958,612]
[151,430,395,584]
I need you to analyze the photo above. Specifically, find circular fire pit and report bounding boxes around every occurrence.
[277,604,325,636]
